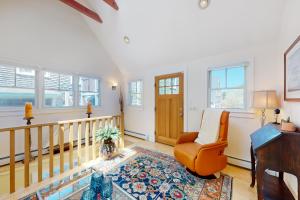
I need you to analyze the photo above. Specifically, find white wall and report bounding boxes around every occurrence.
[123,41,279,168]
[277,0,300,198]
[0,0,122,164]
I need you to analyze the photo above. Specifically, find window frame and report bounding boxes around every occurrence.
[0,63,38,109]
[42,70,75,108]
[207,64,247,110]
[128,79,143,107]
[78,76,102,108]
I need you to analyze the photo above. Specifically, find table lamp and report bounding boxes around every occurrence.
[253,90,279,127]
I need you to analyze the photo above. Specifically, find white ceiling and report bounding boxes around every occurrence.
[82,0,286,72]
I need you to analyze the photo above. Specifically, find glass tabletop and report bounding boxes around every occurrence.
[24,168,131,200]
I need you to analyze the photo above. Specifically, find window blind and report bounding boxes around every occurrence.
[0,65,35,88]
[44,72,72,91]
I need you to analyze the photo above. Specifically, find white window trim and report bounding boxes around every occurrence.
[128,79,143,108]
[78,75,102,108]
[207,62,252,112]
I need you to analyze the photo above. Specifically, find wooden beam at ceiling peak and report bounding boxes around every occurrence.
[60,0,102,23]
[103,0,119,10]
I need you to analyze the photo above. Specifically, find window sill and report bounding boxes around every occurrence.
[0,107,103,118]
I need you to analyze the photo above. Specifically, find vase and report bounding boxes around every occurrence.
[100,139,116,159]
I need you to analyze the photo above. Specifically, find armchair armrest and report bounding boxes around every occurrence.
[200,141,228,150]
[197,141,228,158]
[195,141,228,176]
[176,132,199,144]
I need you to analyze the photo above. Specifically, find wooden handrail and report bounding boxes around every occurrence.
[0,115,124,195]
[0,122,57,132]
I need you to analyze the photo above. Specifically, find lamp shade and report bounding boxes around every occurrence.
[253,90,279,109]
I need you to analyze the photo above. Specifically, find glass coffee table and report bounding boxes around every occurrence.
[22,167,132,200]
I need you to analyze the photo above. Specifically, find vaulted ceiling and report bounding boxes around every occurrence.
[79,0,286,72]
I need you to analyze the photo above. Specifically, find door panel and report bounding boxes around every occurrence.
[155,73,184,146]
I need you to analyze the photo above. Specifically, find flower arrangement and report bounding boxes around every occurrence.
[95,125,120,143]
[96,125,120,159]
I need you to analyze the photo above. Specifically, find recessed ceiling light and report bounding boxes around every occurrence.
[123,36,130,44]
[199,0,209,9]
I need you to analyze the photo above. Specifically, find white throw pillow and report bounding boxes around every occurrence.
[194,109,223,145]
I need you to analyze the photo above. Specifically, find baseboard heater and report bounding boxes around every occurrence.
[227,155,251,169]
[125,130,147,140]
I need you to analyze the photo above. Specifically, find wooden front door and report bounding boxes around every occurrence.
[155,72,184,146]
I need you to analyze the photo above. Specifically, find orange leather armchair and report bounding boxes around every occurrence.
[174,111,230,176]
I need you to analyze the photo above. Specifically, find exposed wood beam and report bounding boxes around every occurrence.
[103,0,119,10]
[60,0,102,23]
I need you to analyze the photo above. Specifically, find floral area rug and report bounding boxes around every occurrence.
[108,146,232,200]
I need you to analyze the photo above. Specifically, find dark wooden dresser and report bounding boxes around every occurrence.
[250,124,300,200]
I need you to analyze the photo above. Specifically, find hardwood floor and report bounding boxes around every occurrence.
[0,135,257,199]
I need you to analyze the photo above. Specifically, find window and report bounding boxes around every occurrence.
[0,65,36,107]
[129,80,143,106]
[44,72,73,107]
[208,65,246,109]
[79,77,100,106]
[158,77,180,95]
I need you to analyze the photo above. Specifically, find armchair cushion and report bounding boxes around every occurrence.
[173,142,202,171]
[195,109,223,144]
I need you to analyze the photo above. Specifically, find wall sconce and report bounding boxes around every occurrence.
[112,82,118,91]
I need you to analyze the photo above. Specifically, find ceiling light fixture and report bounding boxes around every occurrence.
[199,0,209,9]
[123,36,130,44]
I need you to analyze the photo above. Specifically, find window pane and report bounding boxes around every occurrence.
[136,94,142,106]
[79,92,99,106]
[159,79,165,87]
[89,79,99,92]
[172,77,179,86]
[131,94,137,105]
[79,77,99,93]
[0,65,15,87]
[129,81,143,106]
[227,67,245,88]
[44,72,59,90]
[60,74,72,91]
[159,87,165,95]
[79,77,89,92]
[44,90,73,107]
[136,81,142,93]
[16,68,35,89]
[210,69,226,89]
[165,87,172,94]
[131,82,137,93]
[0,88,35,106]
[172,86,179,94]
[165,78,172,87]
[210,89,244,109]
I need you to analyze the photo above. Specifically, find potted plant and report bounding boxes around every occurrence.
[95,125,120,159]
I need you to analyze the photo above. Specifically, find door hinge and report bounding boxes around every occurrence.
[154,107,156,112]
